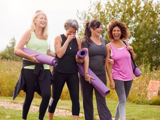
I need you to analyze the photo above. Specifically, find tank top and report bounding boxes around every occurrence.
[109,43,133,81]
[24,31,49,69]
[54,34,78,74]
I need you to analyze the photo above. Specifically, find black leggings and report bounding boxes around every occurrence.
[23,69,51,120]
[48,71,80,115]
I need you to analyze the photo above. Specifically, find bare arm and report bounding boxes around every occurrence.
[47,51,55,57]
[14,30,39,63]
[83,48,94,83]
[75,38,84,63]
[105,44,115,89]
[77,37,82,51]
[125,41,136,60]
[54,35,74,58]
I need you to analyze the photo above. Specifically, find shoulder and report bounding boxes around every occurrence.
[76,37,81,43]
[24,29,32,37]
[123,40,130,46]
[106,42,111,49]
[54,35,62,43]
[55,35,62,40]
[100,37,108,44]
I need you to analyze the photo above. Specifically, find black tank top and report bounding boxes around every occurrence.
[54,34,78,74]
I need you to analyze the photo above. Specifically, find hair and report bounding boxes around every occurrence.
[64,19,79,31]
[30,10,48,40]
[83,19,102,44]
[107,20,130,40]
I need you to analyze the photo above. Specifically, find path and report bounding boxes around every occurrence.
[0,100,100,119]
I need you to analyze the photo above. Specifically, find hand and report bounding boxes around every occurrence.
[29,54,39,63]
[75,55,84,64]
[127,45,133,53]
[84,74,95,83]
[67,35,75,42]
[110,80,115,90]
[108,58,114,65]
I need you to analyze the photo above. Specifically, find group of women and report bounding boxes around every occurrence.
[14,10,135,120]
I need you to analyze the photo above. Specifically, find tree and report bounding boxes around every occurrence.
[77,0,160,70]
[0,37,22,61]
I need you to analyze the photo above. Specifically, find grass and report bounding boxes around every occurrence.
[0,107,85,120]
[0,96,160,120]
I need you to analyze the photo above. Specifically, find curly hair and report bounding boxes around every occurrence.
[107,20,130,40]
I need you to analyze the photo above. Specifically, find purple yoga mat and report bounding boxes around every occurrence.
[76,49,88,59]
[78,64,110,97]
[21,48,57,67]
[76,49,110,97]
[131,60,142,77]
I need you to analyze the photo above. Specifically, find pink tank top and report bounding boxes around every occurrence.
[109,43,133,81]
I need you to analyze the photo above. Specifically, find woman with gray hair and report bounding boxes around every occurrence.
[48,19,83,120]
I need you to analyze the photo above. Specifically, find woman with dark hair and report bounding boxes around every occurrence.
[48,19,83,120]
[106,20,135,120]
[80,19,114,120]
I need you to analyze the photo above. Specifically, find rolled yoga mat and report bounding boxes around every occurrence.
[131,60,142,77]
[76,49,88,59]
[21,48,57,67]
[77,49,110,97]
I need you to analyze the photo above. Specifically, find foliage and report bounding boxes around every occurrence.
[0,60,160,106]
[77,0,160,70]
[0,38,22,61]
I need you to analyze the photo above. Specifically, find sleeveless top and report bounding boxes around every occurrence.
[109,43,133,81]
[24,31,49,69]
[54,34,78,74]
[82,38,108,75]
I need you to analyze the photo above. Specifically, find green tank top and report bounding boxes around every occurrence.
[24,31,50,69]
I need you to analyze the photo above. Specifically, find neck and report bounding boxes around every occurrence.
[90,34,100,41]
[34,26,43,35]
[64,33,68,38]
[112,39,121,43]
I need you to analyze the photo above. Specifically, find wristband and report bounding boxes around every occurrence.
[84,73,88,76]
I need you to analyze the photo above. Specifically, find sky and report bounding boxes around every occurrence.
[0,0,158,53]
[0,0,105,53]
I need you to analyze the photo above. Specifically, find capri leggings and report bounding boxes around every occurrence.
[48,71,80,115]
[23,69,51,120]
[114,79,133,120]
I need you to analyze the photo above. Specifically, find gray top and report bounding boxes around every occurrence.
[82,37,108,75]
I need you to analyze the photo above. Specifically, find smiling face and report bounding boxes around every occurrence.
[34,13,47,28]
[90,24,102,37]
[66,27,76,37]
[112,26,122,41]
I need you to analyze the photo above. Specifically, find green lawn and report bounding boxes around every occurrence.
[0,96,160,120]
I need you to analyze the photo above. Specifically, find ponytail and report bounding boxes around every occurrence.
[83,22,92,44]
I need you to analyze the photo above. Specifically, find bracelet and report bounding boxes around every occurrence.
[84,73,88,76]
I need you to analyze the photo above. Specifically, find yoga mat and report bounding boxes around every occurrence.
[76,49,88,59]
[131,60,142,77]
[78,64,110,97]
[19,48,57,67]
[76,49,110,97]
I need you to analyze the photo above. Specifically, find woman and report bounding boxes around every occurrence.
[106,20,135,120]
[48,19,83,120]
[80,19,114,120]
[14,10,53,120]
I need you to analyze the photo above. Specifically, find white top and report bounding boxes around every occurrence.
[110,47,124,56]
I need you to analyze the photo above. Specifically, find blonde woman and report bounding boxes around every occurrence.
[14,10,53,120]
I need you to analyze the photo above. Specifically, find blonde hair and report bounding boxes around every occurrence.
[30,11,48,40]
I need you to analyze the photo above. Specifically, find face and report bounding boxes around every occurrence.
[34,14,47,28]
[112,26,121,41]
[66,27,76,37]
[90,24,102,37]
